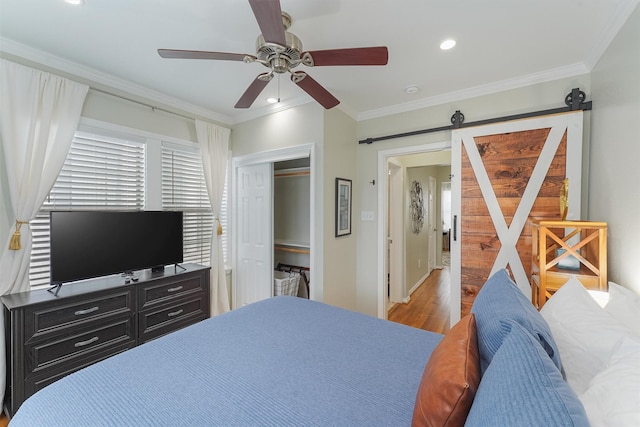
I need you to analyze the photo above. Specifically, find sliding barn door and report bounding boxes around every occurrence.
[234,162,273,308]
[450,112,583,319]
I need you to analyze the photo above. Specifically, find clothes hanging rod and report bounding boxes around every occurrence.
[358,88,592,145]
[90,87,196,122]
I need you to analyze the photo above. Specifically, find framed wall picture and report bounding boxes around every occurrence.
[335,178,352,237]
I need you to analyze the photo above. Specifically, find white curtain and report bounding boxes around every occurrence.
[195,120,231,316]
[0,59,89,403]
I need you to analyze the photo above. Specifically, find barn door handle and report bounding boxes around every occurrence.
[453,215,457,242]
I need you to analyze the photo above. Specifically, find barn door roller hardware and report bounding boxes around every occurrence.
[358,88,592,145]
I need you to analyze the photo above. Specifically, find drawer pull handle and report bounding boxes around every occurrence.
[168,309,184,317]
[75,306,99,316]
[74,336,99,348]
[167,286,183,293]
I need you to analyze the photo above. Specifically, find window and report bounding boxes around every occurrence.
[30,132,145,287]
[161,142,213,266]
[29,125,231,289]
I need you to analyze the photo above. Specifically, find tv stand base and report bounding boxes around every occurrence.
[46,283,63,296]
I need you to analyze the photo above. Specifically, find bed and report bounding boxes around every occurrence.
[9,270,640,426]
[10,296,442,426]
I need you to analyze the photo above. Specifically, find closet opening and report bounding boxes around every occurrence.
[232,144,316,310]
[274,158,311,299]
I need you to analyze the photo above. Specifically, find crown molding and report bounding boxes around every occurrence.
[0,37,233,125]
[358,62,590,121]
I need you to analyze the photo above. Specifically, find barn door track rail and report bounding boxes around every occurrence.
[358,88,592,145]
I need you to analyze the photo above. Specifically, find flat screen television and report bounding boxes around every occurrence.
[50,210,183,285]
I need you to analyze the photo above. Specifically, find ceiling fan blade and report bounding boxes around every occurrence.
[248,0,286,46]
[158,49,253,62]
[235,74,272,108]
[291,72,339,109]
[304,47,388,66]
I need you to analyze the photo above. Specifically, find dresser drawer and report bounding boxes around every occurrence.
[139,274,205,309]
[25,317,135,375]
[25,290,134,339]
[139,296,206,343]
[24,341,135,398]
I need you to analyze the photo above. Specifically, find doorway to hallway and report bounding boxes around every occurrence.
[377,142,451,331]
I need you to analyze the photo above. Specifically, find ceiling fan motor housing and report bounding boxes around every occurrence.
[256,31,303,73]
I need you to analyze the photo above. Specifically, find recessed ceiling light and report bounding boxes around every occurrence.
[65,0,84,4]
[440,39,456,50]
[267,97,279,104]
[405,85,419,94]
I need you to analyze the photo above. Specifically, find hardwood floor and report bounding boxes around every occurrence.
[388,266,450,334]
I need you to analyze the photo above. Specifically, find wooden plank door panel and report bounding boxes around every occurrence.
[451,112,583,319]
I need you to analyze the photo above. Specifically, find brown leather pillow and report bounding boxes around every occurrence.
[411,314,480,427]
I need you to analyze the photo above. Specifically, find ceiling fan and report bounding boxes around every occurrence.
[157,0,388,109]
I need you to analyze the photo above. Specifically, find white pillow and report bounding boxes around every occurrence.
[605,281,640,339]
[579,337,640,427]
[540,277,635,394]
[587,290,609,308]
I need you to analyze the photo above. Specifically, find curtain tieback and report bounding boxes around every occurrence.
[9,220,29,251]
[217,221,223,236]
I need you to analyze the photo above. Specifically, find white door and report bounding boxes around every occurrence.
[427,176,437,272]
[234,162,273,308]
[388,161,404,303]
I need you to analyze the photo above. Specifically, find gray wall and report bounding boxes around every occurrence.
[589,6,640,293]
[404,166,435,295]
[321,108,358,309]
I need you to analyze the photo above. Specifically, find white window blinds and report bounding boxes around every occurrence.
[161,143,213,266]
[29,132,145,287]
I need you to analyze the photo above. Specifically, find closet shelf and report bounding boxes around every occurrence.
[275,239,310,254]
[274,167,310,178]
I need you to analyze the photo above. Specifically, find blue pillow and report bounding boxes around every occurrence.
[471,269,561,374]
[465,321,589,426]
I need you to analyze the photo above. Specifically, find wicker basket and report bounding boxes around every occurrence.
[274,271,300,296]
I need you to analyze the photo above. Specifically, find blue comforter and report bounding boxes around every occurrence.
[11,297,441,426]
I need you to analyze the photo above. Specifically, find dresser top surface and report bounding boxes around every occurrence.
[1,263,209,310]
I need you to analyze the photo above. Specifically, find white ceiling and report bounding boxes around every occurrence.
[0,0,637,125]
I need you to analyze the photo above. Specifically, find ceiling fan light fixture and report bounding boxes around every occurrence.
[267,97,279,104]
[440,39,456,50]
[65,0,84,4]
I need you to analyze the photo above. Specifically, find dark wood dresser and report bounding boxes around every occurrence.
[1,263,210,417]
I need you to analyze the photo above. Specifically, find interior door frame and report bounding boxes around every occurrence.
[232,143,319,307]
[377,140,451,319]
